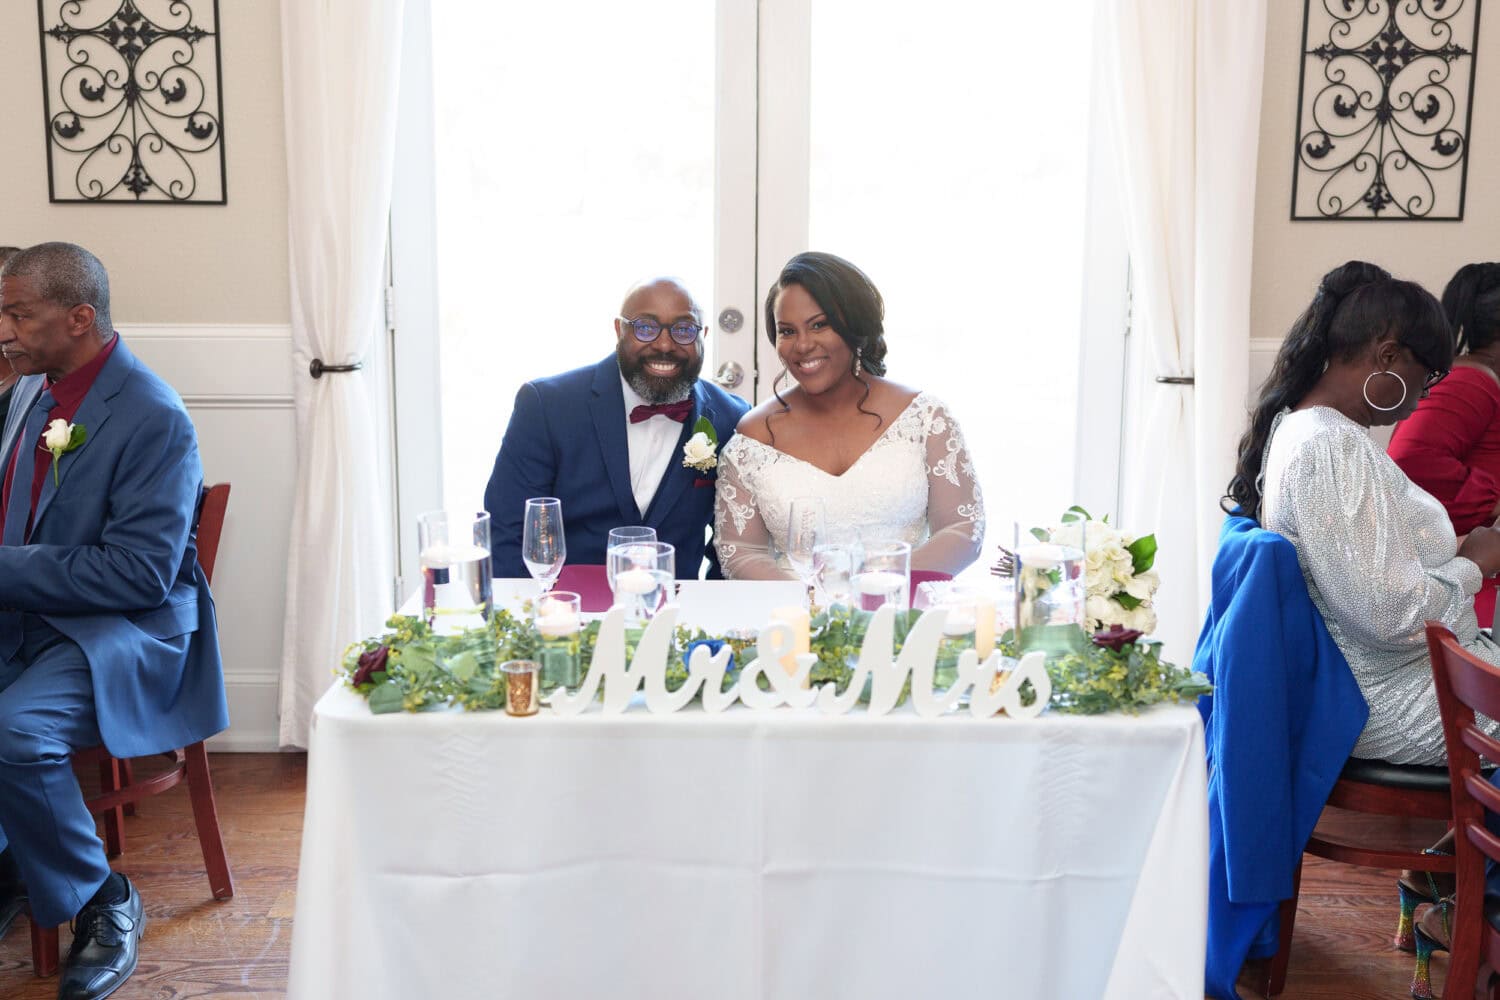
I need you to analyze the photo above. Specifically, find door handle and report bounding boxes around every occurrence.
[713,361,745,389]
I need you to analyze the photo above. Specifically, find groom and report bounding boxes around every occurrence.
[0,243,228,1000]
[485,277,748,579]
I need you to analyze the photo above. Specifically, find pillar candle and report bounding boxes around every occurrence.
[769,606,811,681]
[975,596,996,658]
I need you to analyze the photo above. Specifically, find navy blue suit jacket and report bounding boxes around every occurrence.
[1196,515,1367,999]
[484,356,749,580]
[0,340,229,758]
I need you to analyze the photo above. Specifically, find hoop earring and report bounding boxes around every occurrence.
[853,349,863,378]
[1362,370,1408,412]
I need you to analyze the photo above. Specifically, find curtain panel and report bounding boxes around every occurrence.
[1102,0,1267,663]
[277,0,405,747]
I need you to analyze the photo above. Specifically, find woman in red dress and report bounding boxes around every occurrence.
[1389,263,1500,627]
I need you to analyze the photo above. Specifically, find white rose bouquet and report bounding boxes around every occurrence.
[1032,507,1159,635]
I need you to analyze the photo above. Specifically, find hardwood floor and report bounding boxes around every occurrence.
[0,753,305,1000]
[0,759,1474,998]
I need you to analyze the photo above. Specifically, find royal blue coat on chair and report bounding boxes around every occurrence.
[484,355,748,580]
[1196,515,1367,999]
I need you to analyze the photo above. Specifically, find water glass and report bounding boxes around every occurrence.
[854,539,911,613]
[1015,541,1087,658]
[523,497,566,596]
[535,590,583,697]
[608,541,676,622]
[417,510,493,634]
[606,526,657,589]
[811,542,856,611]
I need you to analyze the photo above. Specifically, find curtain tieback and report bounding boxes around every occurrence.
[309,359,364,379]
[1155,375,1195,385]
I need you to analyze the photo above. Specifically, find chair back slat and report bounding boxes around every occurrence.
[1465,770,1500,817]
[1462,726,1500,767]
[195,483,231,586]
[1465,822,1500,866]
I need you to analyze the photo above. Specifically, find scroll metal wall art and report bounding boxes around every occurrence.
[1293,0,1481,220]
[37,0,226,203]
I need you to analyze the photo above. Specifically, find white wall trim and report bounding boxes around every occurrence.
[117,323,293,341]
[181,395,294,409]
[1249,337,1281,353]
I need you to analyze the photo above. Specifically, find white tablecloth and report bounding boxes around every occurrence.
[288,687,1207,998]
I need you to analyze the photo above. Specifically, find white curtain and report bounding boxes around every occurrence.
[277,0,405,747]
[1102,0,1267,664]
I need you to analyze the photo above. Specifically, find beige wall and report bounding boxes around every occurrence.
[0,1,289,325]
[1251,3,1498,362]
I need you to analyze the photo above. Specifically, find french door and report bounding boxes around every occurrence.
[391,0,1123,585]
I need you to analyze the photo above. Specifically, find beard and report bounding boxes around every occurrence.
[617,341,703,404]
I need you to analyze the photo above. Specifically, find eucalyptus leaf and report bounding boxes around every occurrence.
[367,681,406,714]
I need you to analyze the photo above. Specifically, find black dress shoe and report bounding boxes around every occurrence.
[58,877,145,1000]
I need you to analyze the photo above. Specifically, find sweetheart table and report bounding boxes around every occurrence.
[286,581,1207,999]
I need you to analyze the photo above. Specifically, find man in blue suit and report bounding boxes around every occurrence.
[0,243,228,1000]
[485,277,749,579]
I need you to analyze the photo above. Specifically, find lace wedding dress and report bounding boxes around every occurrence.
[713,392,985,578]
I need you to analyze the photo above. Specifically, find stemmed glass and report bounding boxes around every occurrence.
[783,497,826,606]
[608,541,675,623]
[523,498,566,598]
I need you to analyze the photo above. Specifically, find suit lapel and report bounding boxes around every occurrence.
[643,382,714,526]
[32,340,130,533]
[588,357,643,522]
[0,376,43,468]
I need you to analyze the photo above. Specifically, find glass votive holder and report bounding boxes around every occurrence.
[535,591,583,697]
[501,660,540,716]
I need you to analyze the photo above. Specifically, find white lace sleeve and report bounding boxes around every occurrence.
[714,436,793,580]
[913,400,985,574]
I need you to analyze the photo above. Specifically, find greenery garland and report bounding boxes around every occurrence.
[341,604,1211,716]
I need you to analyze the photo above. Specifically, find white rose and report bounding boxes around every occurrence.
[43,419,72,451]
[1086,594,1120,631]
[682,432,717,468]
[1127,605,1157,635]
[1124,569,1160,602]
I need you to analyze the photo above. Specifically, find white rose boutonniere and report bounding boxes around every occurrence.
[682,416,719,473]
[41,419,87,485]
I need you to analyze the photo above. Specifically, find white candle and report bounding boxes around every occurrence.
[857,570,906,596]
[769,606,811,681]
[615,568,657,595]
[975,596,996,658]
[537,610,581,638]
[940,606,977,636]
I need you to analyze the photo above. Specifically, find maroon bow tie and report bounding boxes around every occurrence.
[630,400,694,424]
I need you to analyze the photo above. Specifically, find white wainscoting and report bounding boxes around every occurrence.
[123,324,294,751]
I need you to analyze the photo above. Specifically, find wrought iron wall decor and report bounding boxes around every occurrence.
[1292,0,1481,220]
[37,0,226,203]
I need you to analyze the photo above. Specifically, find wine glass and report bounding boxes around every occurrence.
[606,526,657,590]
[783,497,826,605]
[811,542,856,611]
[608,541,675,623]
[522,497,566,598]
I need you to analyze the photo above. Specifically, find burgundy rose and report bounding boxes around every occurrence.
[1091,626,1143,652]
[352,645,390,686]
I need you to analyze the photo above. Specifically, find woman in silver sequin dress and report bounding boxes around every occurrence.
[1224,261,1500,766]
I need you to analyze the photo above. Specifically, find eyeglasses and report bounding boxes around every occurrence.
[618,316,704,346]
[1403,344,1448,392]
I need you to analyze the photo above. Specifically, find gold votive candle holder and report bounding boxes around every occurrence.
[501,660,540,716]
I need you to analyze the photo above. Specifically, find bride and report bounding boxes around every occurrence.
[714,251,985,579]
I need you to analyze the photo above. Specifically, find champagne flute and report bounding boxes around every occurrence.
[523,497,566,598]
[784,497,826,606]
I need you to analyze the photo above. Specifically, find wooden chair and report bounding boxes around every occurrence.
[1427,620,1500,1000]
[29,483,234,977]
[1262,758,1455,995]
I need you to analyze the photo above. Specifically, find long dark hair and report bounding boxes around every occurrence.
[762,252,888,439]
[1223,261,1452,520]
[1443,262,1500,355]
